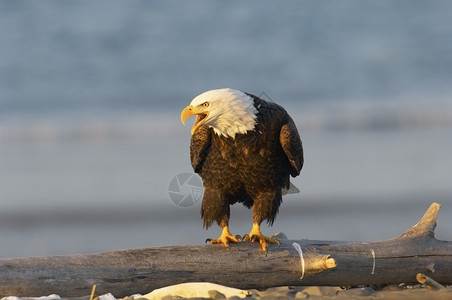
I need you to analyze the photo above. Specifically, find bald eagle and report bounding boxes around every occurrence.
[181,88,303,251]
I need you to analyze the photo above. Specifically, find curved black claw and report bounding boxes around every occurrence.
[242,232,281,252]
[250,234,258,243]
[205,238,212,244]
[243,234,262,244]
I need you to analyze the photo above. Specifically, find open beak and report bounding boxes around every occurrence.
[181,105,208,134]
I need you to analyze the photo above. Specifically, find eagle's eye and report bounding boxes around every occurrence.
[201,101,209,108]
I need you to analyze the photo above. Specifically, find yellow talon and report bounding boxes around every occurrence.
[206,225,239,248]
[243,223,280,252]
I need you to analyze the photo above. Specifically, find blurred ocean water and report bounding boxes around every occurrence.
[0,1,452,258]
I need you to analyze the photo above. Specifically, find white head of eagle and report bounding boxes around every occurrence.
[181,88,258,139]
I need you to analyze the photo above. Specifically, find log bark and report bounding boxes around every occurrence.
[0,202,451,297]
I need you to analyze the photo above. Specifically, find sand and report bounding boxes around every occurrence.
[3,283,452,300]
[129,284,452,300]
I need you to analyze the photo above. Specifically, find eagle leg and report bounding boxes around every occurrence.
[243,222,280,252]
[206,225,239,248]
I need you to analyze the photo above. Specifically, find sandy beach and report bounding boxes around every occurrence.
[3,284,452,300]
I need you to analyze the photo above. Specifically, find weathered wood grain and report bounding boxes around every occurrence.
[0,202,450,297]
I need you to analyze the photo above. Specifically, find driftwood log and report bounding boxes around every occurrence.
[0,202,451,297]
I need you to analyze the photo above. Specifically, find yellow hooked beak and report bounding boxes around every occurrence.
[180,105,194,125]
[181,105,209,134]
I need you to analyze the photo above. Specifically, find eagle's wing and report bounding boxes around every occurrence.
[280,117,304,177]
[190,125,212,174]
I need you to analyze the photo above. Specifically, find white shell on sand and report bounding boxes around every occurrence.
[137,282,252,299]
